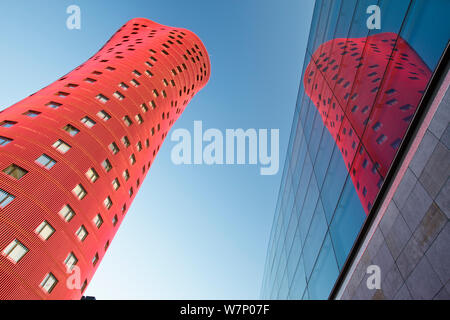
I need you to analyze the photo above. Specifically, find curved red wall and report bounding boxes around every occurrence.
[0,18,210,299]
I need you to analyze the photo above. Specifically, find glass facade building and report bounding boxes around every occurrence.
[261,0,449,299]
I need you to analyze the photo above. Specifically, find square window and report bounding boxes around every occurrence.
[130,154,136,165]
[64,252,78,271]
[112,178,120,190]
[112,215,118,226]
[123,169,130,181]
[0,121,17,128]
[40,273,58,293]
[121,136,130,147]
[75,225,88,242]
[46,101,62,109]
[35,221,55,241]
[97,110,111,121]
[103,196,112,210]
[123,116,132,126]
[23,110,41,117]
[85,168,99,183]
[0,136,13,146]
[2,239,28,263]
[140,103,148,113]
[59,205,75,222]
[63,124,80,136]
[118,82,129,90]
[81,116,96,128]
[135,114,143,124]
[35,154,57,170]
[92,253,99,266]
[102,159,112,172]
[130,79,140,87]
[96,94,109,103]
[52,140,71,154]
[72,184,87,200]
[3,164,28,180]
[113,91,125,100]
[93,214,103,229]
[109,142,120,155]
[0,188,15,208]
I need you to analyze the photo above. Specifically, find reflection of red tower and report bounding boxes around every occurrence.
[0,18,210,299]
[304,33,431,214]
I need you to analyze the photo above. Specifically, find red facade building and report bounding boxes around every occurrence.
[304,33,431,214]
[0,18,210,299]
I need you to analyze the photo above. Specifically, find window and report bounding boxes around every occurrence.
[135,114,143,124]
[123,116,132,126]
[0,136,12,146]
[93,214,103,229]
[59,205,75,222]
[2,239,28,263]
[52,140,71,154]
[141,103,148,113]
[40,273,58,294]
[104,240,110,251]
[104,196,112,210]
[75,225,88,242]
[72,184,87,200]
[118,82,129,90]
[145,139,149,148]
[35,154,56,170]
[112,216,118,227]
[64,252,78,271]
[0,188,15,208]
[150,100,157,110]
[112,178,120,190]
[63,124,80,136]
[0,121,17,128]
[129,187,134,197]
[109,142,120,155]
[130,154,136,165]
[97,110,111,121]
[113,91,125,100]
[96,94,109,103]
[121,136,130,147]
[132,70,142,77]
[102,159,112,172]
[81,116,96,128]
[46,101,62,109]
[92,253,99,266]
[3,164,28,180]
[130,79,140,87]
[23,110,41,117]
[137,141,142,151]
[86,168,99,183]
[35,221,55,241]
[123,169,130,181]
[56,91,69,98]
[84,77,97,83]
[81,280,87,293]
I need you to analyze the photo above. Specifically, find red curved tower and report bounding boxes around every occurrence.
[0,18,210,299]
[304,33,431,214]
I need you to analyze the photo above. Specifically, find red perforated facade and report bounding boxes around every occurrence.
[0,18,210,299]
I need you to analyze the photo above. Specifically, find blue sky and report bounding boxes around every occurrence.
[0,0,315,299]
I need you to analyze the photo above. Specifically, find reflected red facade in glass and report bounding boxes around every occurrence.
[0,18,210,299]
[304,32,431,214]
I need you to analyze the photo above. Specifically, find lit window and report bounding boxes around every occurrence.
[102,159,112,172]
[59,205,75,222]
[123,169,130,181]
[135,114,143,124]
[64,252,78,271]
[46,101,62,109]
[130,79,140,87]
[112,215,118,226]
[103,196,112,210]
[130,154,136,165]
[85,168,99,183]
[23,110,41,117]
[0,121,17,128]
[2,239,28,263]
[81,116,96,128]
[123,116,132,126]
[52,140,71,154]
[3,164,28,180]
[112,178,120,190]
[93,214,103,229]
[109,142,120,155]
[92,253,99,266]
[63,124,80,136]
[40,273,58,293]
[35,154,56,170]
[97,110,111,121]
[0,188,15,208]
[0,136,12,146]
[121,136,130,147]
[35,221,55,241]
[96,94,109,103]
[75,225,88,242]
[118,82,129,90]
[72,184,87,200]
[113,91,125,100]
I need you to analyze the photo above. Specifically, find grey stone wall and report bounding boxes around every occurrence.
[339,76,450,300]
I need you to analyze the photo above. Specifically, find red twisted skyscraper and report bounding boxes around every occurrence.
[304,33,431,214]
[0,18,210,299]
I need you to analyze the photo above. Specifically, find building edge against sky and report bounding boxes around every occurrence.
[261,0,450,300]
[0,18,210,299]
